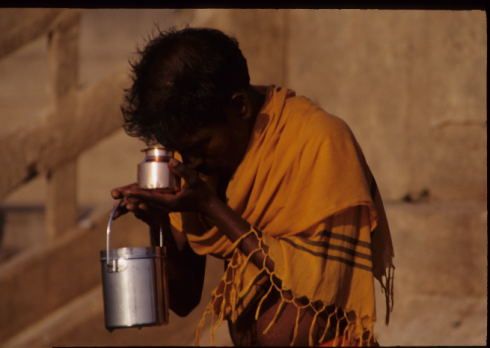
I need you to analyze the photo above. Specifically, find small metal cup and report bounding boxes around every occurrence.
[137,146,178,190]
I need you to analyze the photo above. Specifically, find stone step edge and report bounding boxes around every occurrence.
[3,285,103,348]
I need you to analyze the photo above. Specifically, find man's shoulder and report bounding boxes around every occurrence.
[283,92,352,141]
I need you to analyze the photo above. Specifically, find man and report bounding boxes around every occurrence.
[111,27,394,346]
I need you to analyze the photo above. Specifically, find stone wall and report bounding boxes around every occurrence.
[286,10,486,202]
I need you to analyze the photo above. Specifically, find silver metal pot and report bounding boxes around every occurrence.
[137,146,178,190]
[100,204,169,330]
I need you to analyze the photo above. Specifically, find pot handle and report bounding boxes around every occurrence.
[106,201,164,266]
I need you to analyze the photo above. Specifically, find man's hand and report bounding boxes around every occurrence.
[110,183,169,228]
[111,159,216,216]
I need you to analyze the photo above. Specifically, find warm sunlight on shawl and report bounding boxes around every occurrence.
[170,86,394,346]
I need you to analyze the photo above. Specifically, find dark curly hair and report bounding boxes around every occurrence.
[121,27,250,148]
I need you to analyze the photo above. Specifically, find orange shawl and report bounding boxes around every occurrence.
[170,86,394,346]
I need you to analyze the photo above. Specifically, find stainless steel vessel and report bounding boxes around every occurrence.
[137,146,177,190]
[100,205,169,330]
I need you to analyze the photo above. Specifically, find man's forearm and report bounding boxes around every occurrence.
[202,195,274,271]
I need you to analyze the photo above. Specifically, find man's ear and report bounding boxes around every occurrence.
[230,91,252,120]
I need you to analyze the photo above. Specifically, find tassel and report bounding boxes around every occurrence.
[332,311,341,347]
[390,265,395,310]
[356,318,363,347]
[290,306,302,346]
[263,298,285,335]
[344,312,354,347]
[319,310,336,343]
[366,330,374,347]
[194,304,212,346]
[240,268,266,299]
[229,227,256,250]
[385,265,395,325]
[242,247,263,271]
[229,284,238,322]
[308,306,323,346]
[255,285,272,320]
[254,283,274,320]
[210,311,221,346]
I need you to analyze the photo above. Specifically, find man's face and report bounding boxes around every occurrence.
[170,111,252,180]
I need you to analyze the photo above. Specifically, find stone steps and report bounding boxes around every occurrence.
[3,286,103,348]
[0,200,485,346]
[3,260,231,347]
[0,208,151,343]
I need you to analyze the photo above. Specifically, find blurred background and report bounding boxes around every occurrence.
[0,9,486,347]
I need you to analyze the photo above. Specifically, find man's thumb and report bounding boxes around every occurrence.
[169,159,194,182]
[170,159,201,187]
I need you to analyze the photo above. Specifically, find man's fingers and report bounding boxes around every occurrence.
[126,189,178,210]
[127,199,140,211]
[113,199,163,221]
[113,204,128,220]
[122,196,142,211]
[168,159,185,177]
[111,183,139,199]
[126,190,161,203]
[115,183,182,212]
[169,159,199,186]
